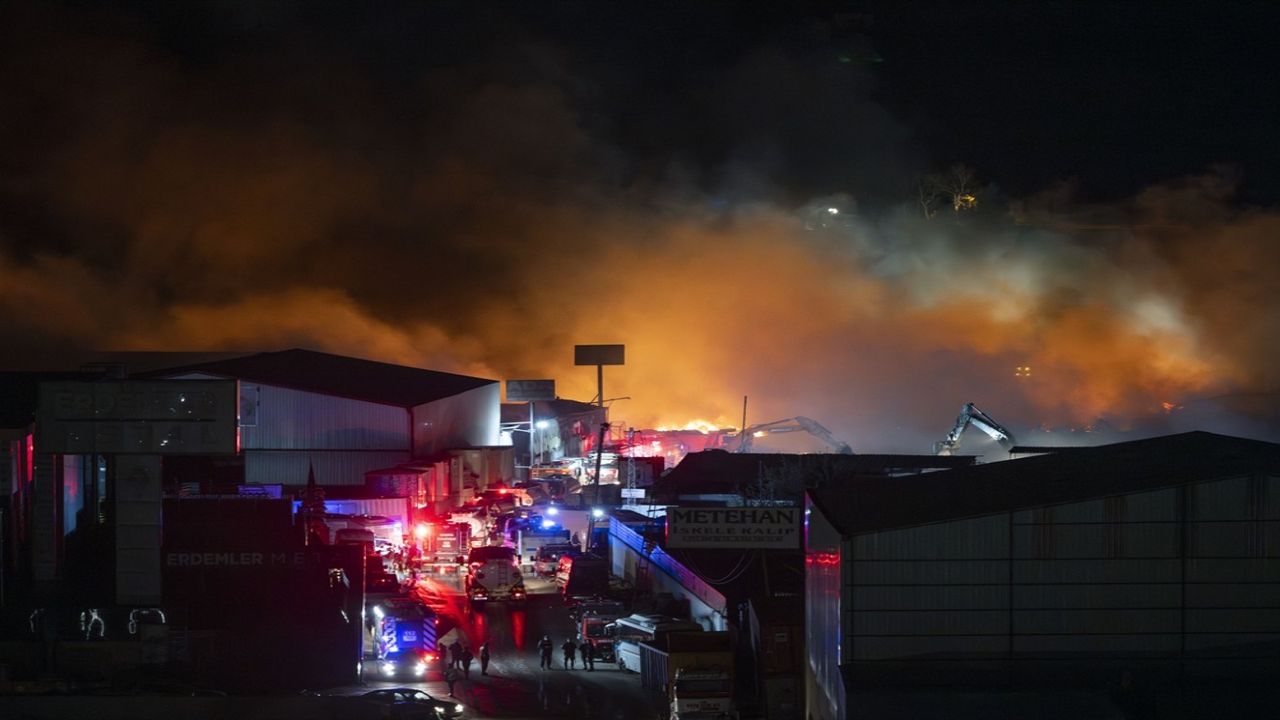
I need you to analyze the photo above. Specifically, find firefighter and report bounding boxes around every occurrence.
[449,638,464,668]
[562,638,577,670]
[537,635,554,669]
[479,642,491,675]
[579,638,594,671]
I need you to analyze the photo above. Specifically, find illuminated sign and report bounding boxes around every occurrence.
[666,507,800,549]
[36,380,238,454]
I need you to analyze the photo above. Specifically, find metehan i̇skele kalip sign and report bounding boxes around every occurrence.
[666,507,800,549]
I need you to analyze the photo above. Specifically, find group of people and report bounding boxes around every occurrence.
[536,634,597,671]
[443,639,491,696]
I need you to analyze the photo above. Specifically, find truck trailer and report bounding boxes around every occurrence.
[671,666,737,720]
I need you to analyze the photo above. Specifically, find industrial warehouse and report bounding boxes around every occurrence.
[0,351,1276,720]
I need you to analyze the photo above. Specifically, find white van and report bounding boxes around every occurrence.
[610,613,702,672]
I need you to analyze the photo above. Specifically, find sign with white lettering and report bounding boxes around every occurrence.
[666,507,800,549]
[165,551,311,568]
[36,380,238,454]
[620,487,646,499]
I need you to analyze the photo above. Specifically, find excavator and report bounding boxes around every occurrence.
[934,403,1016,456]
[733,416,854,454]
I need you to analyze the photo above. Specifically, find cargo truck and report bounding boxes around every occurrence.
[671,666,737,720]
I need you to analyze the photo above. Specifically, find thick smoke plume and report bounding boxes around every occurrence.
[1,4,1277,452]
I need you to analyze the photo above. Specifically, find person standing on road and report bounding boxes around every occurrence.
[562,638,577,670]
[462,646,474,678]
[449,638,464,668]
[580,639,594,671]
[537,635,554,669]
[444,666,459,697]
[479,643,490,675]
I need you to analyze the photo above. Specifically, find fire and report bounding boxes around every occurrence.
[654,419,725,434]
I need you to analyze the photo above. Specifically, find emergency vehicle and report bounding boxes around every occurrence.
[373,597,439,679]
[464,545,527,606]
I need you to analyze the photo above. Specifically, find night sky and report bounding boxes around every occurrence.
[2,1,1279,452]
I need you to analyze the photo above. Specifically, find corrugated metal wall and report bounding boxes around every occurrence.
[242,383,410,450]
[842,474,1280,681]
[413,384,500,457]
[804,495,845,720]
[310,497,411,526]
[245,450,411,487]
[169,373,411,450]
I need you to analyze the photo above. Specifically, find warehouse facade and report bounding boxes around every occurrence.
[151,348,501,487]
[805,432,1280,720]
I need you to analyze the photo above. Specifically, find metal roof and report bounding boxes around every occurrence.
[657,450,977,496]
[143,348,497,408]
[808,431,1280,537]
[499,398,604,424]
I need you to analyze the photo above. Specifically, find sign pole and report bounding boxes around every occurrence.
[573,345,625,507]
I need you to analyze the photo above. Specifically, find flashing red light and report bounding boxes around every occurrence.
[499,488,508,495]
[414,523,431,541]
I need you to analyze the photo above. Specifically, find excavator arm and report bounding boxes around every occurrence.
[735,416,854,454]
[934,403,1016,455]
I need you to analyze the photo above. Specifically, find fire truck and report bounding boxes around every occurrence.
[373,597,439,679]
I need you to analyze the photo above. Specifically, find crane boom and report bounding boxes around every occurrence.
[934,403,1016,455]
[735,416,854,454]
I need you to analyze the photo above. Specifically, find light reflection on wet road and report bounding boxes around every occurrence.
[367,572,666,720]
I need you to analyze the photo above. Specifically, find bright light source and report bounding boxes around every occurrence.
[414,523,431,540]
[546,506,559,516]
[454,704,464,713]
[381,662,395,675]
[414,663,426,675]
[372,606,384,619]
[535,420,549,429]
[541,519,555,529]
[592,508,604,519]
[827,207,839,214]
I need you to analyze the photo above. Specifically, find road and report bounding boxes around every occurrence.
[353,571,666,720]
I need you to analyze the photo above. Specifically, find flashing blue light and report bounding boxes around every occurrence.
[546,506,559,516]
[541,519,556,529]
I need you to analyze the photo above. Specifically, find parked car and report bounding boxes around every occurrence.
[360,687,467,719]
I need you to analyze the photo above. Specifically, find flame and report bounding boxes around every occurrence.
[653,419,724,434]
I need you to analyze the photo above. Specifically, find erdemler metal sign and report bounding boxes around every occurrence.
[666,507,800,549]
